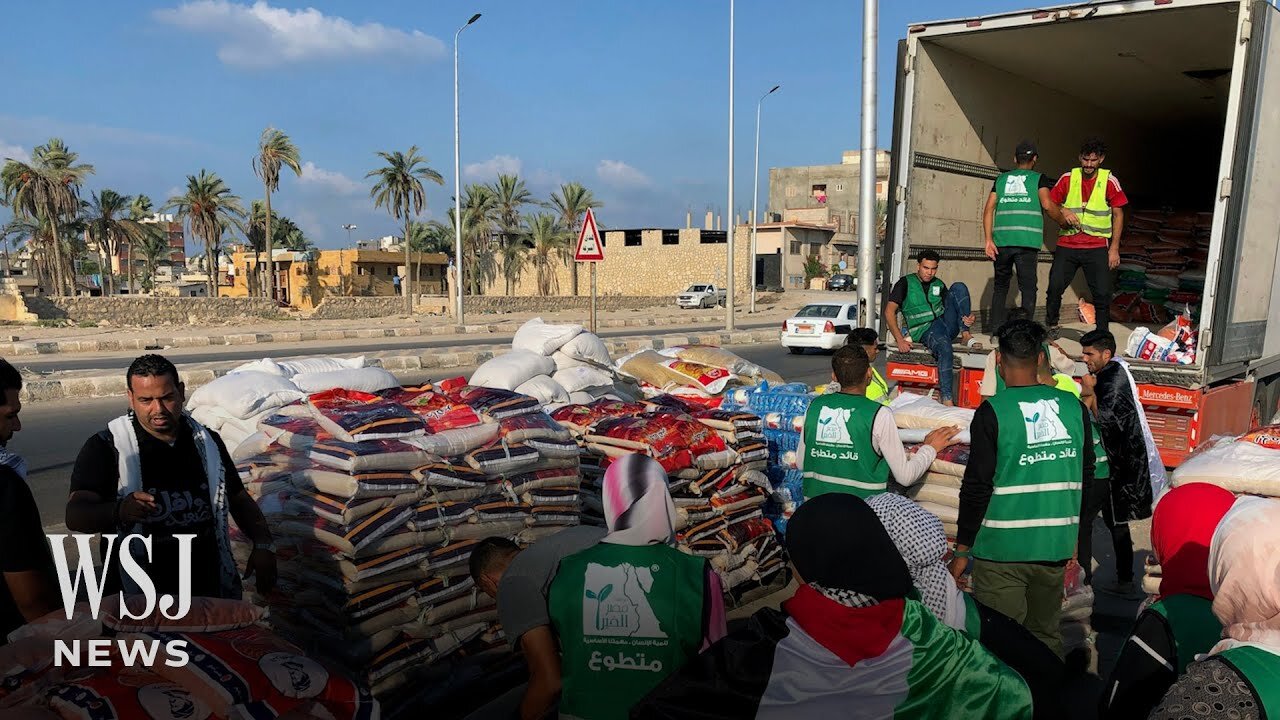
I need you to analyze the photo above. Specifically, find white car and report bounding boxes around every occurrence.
[781,302,857,353]
[676,284,726,309]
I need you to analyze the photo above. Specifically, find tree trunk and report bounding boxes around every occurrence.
[127,242,134,295]
[264,185,274,302]
[49,222,67,296]
[404,218,413,314]
[569,219,579,297]
[207,242,216,298]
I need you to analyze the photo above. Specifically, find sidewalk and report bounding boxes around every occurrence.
[1,302,799,357]
[19,327,781,403]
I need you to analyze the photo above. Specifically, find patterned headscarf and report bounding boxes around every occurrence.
[867,493,967,631]
[601,453,678,547]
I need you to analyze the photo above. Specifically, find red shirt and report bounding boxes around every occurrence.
[1050,171,1128,249]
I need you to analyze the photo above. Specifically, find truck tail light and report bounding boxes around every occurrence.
[824,321,835,333]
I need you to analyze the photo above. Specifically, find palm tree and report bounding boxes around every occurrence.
[86,189,148,295]
[366,146,444,312]
[1,138,95,295]
[129,194,153,220]
[126,194,157,293]
[404,220,451,293]
[490,174,532,294]
[165,170,246,298]
[462,184,499,296]
[253,128,303,302]
[549,182,602,297]
[134,230,179,293]
[275,217,312,252]
[525,213,568,296]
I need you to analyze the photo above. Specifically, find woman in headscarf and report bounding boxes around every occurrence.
[867,493,1064,719]
[632,493,1034,719]
[546,453,725,720]
[1097,483,1237,719]
[1150,495,1280,720]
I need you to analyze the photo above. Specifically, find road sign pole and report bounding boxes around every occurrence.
[590,263,598,334]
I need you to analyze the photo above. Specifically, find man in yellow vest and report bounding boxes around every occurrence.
[846,328,891,405]
[1044,137,1129,336]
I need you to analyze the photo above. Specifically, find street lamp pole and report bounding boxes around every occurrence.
[725,0,736,331]
[342,223,356,246]
[856,0,879,329]
[454,12,481,326]
[750,84,779,314]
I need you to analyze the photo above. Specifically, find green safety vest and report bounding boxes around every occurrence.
[549,542,706,720]
[903,275,945,342]
[973,385,1085,563]
[1147,595,1223,675]
[1061,168,1114,239]
[993,169,1045,249]
[1217,645,1280,719]
[1092,420,1110,480]
[801,392,891,499]
[867,367,891,406]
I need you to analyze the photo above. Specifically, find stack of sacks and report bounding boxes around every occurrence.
[231,379,582,702]
[470,317,640,408]
[188,355,400,456]
[1168,425,1280,497]
[2,598,377,719]
[721,382,816,534]
[551,394,786,606]
[616,346,784,405]
[1111,208,1211,324]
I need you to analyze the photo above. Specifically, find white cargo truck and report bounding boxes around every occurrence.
[882,0,1280,465]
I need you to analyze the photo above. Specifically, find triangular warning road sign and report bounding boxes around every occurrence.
[574,208,605,262]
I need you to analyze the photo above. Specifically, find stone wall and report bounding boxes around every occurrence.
[26,296,283,325]
[463,295,675,314]
[480,229,751,298]
[308,295,450,319]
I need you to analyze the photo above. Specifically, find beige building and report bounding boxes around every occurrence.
[481,228,750,298]
[221,248,448,309]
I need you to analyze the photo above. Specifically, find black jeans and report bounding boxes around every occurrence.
[1045,246,1112,330]
[990,246,1039,331]
[1078,477,1134,585]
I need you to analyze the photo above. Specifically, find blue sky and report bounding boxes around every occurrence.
[0,0,1035,250]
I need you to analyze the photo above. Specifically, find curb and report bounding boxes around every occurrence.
[4,312,772,357]
[20,329,781,403]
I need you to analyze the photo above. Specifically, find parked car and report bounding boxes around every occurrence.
[827,273,854,291]
[676,283,726,309]
[780,302,857,353]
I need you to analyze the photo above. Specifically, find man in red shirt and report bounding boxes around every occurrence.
[1044,138,1127,335]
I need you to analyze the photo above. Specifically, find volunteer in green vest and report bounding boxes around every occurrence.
[548,453,726,720]
[1100,483,1236,719]
[983,140,1079,331]
[950,319,1094,657]
[1045,137,1129,335]
[846,328,891,405]
[1150,496,1280,720]
[798,345,960,500]
[886,250,981,406]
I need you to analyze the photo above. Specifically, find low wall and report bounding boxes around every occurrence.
[463,295,676,313]
[26,296,284,325]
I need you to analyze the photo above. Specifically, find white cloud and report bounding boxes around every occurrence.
[0,140,29,164]
[596,159,651,188]
[154,1,446,69]
[297,161,362,195]
[463,155,522,181]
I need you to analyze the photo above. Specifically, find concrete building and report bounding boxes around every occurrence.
[480,228,749,298]
[221,248,448,309]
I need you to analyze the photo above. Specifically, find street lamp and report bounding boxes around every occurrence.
[342,223,357,246]
[725,0,736,332]
[750,84,780,314]
[454,12,482,326]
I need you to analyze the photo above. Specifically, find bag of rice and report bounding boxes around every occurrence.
[294,367,399,394]
[48,668,214,720]
[309,438,433,473]
[512,317,584,356]
[308,389,426,443]
[470,351,557,391]
[514,375,570,406]
[499,412,573,443]
[557,332,612,367]
[449,386,542,420]
[188,372,304,420]
[295,467,421,500]
[278,356,367,376]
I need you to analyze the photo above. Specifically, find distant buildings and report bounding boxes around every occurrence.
[222,247,448,309]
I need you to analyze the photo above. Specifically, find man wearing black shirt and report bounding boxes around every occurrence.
[65,355,275,599]
[0,359,59,643]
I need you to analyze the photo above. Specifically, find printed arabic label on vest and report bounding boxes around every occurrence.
[1004,174,1029,196]
[583,562,668,638]
[816,406,854,446]
[1019,398,1072,446]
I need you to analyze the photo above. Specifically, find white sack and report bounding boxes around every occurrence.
[187,371,304,420]
[471,351,557,391]
[512,318,584,356]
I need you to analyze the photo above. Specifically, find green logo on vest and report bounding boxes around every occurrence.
[1018,398,1078,465]
[583,562,668,638]
[816,406,855,446]
[1002,173,1030,197]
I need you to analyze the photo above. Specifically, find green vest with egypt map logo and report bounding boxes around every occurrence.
[548,541,706,720]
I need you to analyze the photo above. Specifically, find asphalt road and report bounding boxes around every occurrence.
[12,320,786,374]
[15,344,835,530]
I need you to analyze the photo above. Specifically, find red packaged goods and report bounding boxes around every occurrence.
[308,389,426,443]
[499,412,572,442]
[136,626,377,720]
[1239,425,1280,450]
[589,414,726,458]
[660,359,736,396]
[642,394,696,413]
[550,400,647,433]
[48,668,214,720]
[309,438,433,473]
[448,386,541,420]
[389,387,483,431]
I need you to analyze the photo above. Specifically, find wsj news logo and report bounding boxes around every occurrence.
[46,533,195,668]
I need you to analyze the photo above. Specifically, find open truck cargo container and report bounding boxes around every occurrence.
[881,0,1280,466]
